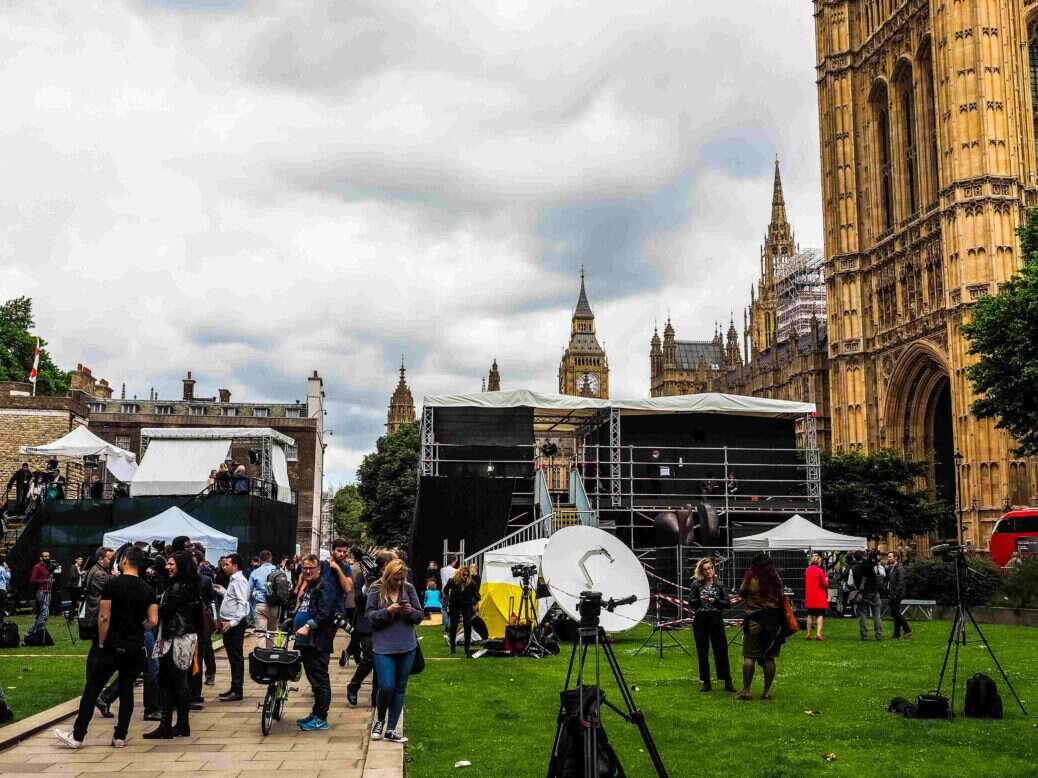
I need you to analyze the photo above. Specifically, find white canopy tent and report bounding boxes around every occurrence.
[102,506,238,564]
[733,514,866,551]
[131,427,295,502]
[479,538,551,639]
[21,425,138,482]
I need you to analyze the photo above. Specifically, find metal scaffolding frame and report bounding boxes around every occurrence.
[609,406,622,507]
[421,406,436,476]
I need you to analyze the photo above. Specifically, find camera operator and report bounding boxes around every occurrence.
[55,546,158,749]
[29,551,59,635]
[443,563,480,657]
[345,550,392,707]
[214,554,249,702]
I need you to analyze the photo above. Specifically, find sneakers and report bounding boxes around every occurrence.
[299,717,329,731]
[54,729,82,749]
[370,720,384,740]
[296,713,316,727]
[111,738,127,748]
[384,730,408,743]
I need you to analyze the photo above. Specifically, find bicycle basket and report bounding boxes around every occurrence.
[249,647,302,685]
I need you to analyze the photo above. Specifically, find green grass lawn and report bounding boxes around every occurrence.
[0,615,90,725]
[406,617,1038,778]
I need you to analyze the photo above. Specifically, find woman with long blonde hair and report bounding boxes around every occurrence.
[442,563,480,657]
[689,557,735,692]
[366,559,422,743]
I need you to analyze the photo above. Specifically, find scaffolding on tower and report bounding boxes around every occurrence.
[774,248,826,341]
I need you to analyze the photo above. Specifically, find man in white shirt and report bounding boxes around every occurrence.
[216,554,249,701]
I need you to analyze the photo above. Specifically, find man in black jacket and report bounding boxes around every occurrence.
[853,551,885,641]
[885,553,912,640]
[6,463,31,514]
[293,554,339,731]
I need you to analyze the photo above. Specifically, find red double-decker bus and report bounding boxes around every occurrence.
[989,508,1038,566]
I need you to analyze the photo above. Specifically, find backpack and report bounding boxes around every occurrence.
[23,628,54,647]
[0,684,12,723]
[964,674,1003,719]
[266,568,292,607]
[0,621,19,649]
[548,686,626,778]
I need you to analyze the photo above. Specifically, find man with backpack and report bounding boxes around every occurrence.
[248,550,280,648]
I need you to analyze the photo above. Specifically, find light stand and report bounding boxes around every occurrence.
[547,592,668,778]
[934,547,1026,717]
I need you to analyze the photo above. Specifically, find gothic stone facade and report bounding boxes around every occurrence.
[814,0,1038,546]
[559,272,609,398]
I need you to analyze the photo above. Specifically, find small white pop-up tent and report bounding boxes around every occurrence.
[102,506,238,564]
[734,514,866,551]
[21,425,138,482]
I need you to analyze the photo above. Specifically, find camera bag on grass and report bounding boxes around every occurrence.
[964,674,1003,719]
[0,621,19,649]
[24,628,54,647]
[914,691,950,719]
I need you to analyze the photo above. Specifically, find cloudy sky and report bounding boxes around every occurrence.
[1,0,822,486]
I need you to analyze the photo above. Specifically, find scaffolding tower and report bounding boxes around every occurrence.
[775,248,825,341]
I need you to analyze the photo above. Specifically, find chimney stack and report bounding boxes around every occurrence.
[182,371,195,401]
[218,388,231,404]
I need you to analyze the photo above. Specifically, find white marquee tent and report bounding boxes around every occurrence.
[21,425,138,482]
[733,514,866,551]
[102,506,238,564]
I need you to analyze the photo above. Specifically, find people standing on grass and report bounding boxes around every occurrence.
[293,553,339,732]
[145,552,201,739]
[443,563,480,657]
[803,554,829,641]
[215,554,249,702]
[689,557,735,692]
[885,552,912,640]
[55,546,158,750]
[368,559,423,743]
[737,552,786,701]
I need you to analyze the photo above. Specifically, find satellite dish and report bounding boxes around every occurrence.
[541,526,650,633]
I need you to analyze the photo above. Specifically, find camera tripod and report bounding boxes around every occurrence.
[546,594,668,778]
[511,573,548,658]
[935,552,1026,717]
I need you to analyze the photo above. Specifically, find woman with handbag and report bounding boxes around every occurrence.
[145,552,201,739]
[367,559,423,744]
[689,557,736,692]
[803,554,829,641]
[737,552,786,701]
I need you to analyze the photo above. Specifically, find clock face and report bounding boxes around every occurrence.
[580,372,600,394]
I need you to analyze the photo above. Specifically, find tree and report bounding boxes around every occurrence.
[0,297,69,395]
[961,207,1038,456]
[332,483,371,545]
[356,422,420,548]
[821,449,947,539]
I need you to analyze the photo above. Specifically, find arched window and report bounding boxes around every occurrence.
[871,83,894,233]
[917,43,939,205]
[1030,20,1038,169]
[896,66,918,216]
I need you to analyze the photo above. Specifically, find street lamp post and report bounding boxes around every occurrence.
[953,450,964,546]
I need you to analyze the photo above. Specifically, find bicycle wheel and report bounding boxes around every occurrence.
[274,685,286,721]
[261,684,277,736]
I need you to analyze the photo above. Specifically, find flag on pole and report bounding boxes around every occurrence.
[29,338,40,396]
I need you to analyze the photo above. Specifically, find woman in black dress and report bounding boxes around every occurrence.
[145,552,201,738]
[689,557,735,692]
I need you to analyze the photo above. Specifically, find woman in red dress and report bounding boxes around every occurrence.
[803,554,829,641]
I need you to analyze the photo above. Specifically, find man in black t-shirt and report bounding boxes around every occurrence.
[55,547,158,749]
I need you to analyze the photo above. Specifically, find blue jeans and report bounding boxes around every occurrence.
[373,649,416,731]
[31,591,50,633]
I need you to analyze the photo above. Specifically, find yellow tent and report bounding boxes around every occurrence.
[477,539,549,640]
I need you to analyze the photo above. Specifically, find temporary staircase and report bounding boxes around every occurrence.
[462,468,600,570]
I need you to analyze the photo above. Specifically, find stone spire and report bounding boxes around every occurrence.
[386,355,416,435]
[662,317,676,366]
[765,156,795,260]
[573,265,593,319]
[487,358,501,392]
[725,313,741,367]
[771,155,787,227]
[650,324,663,380]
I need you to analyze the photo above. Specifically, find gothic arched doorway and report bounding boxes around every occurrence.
[884,343,956,536]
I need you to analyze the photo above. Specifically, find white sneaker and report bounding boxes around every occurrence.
[54,729,82,749]
[370,720,384,740]
[111,738,127,748]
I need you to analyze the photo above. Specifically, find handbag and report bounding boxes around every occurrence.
[781,596,800,635]
[915,691,951,719]
[410,641,425,676]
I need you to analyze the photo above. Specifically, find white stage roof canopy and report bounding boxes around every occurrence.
[21,425,138,482]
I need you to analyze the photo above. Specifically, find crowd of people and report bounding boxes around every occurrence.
[206,461,252,495]
[46,535,424,749]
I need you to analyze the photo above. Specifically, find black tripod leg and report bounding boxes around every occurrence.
[600,636,669,778]
[964,606,1028,715]
[936,609,959,695]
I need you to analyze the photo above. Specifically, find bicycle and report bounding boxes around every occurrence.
[249,628,302,736]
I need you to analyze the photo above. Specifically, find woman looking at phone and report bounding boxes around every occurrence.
[689,557,735,692]
[367,559,423,743]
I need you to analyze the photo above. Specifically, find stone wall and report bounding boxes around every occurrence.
[0,391,88,494]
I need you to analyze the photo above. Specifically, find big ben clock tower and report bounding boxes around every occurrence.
[558,269,609,398]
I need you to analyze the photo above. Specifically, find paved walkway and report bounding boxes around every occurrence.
[0,633,403,778]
